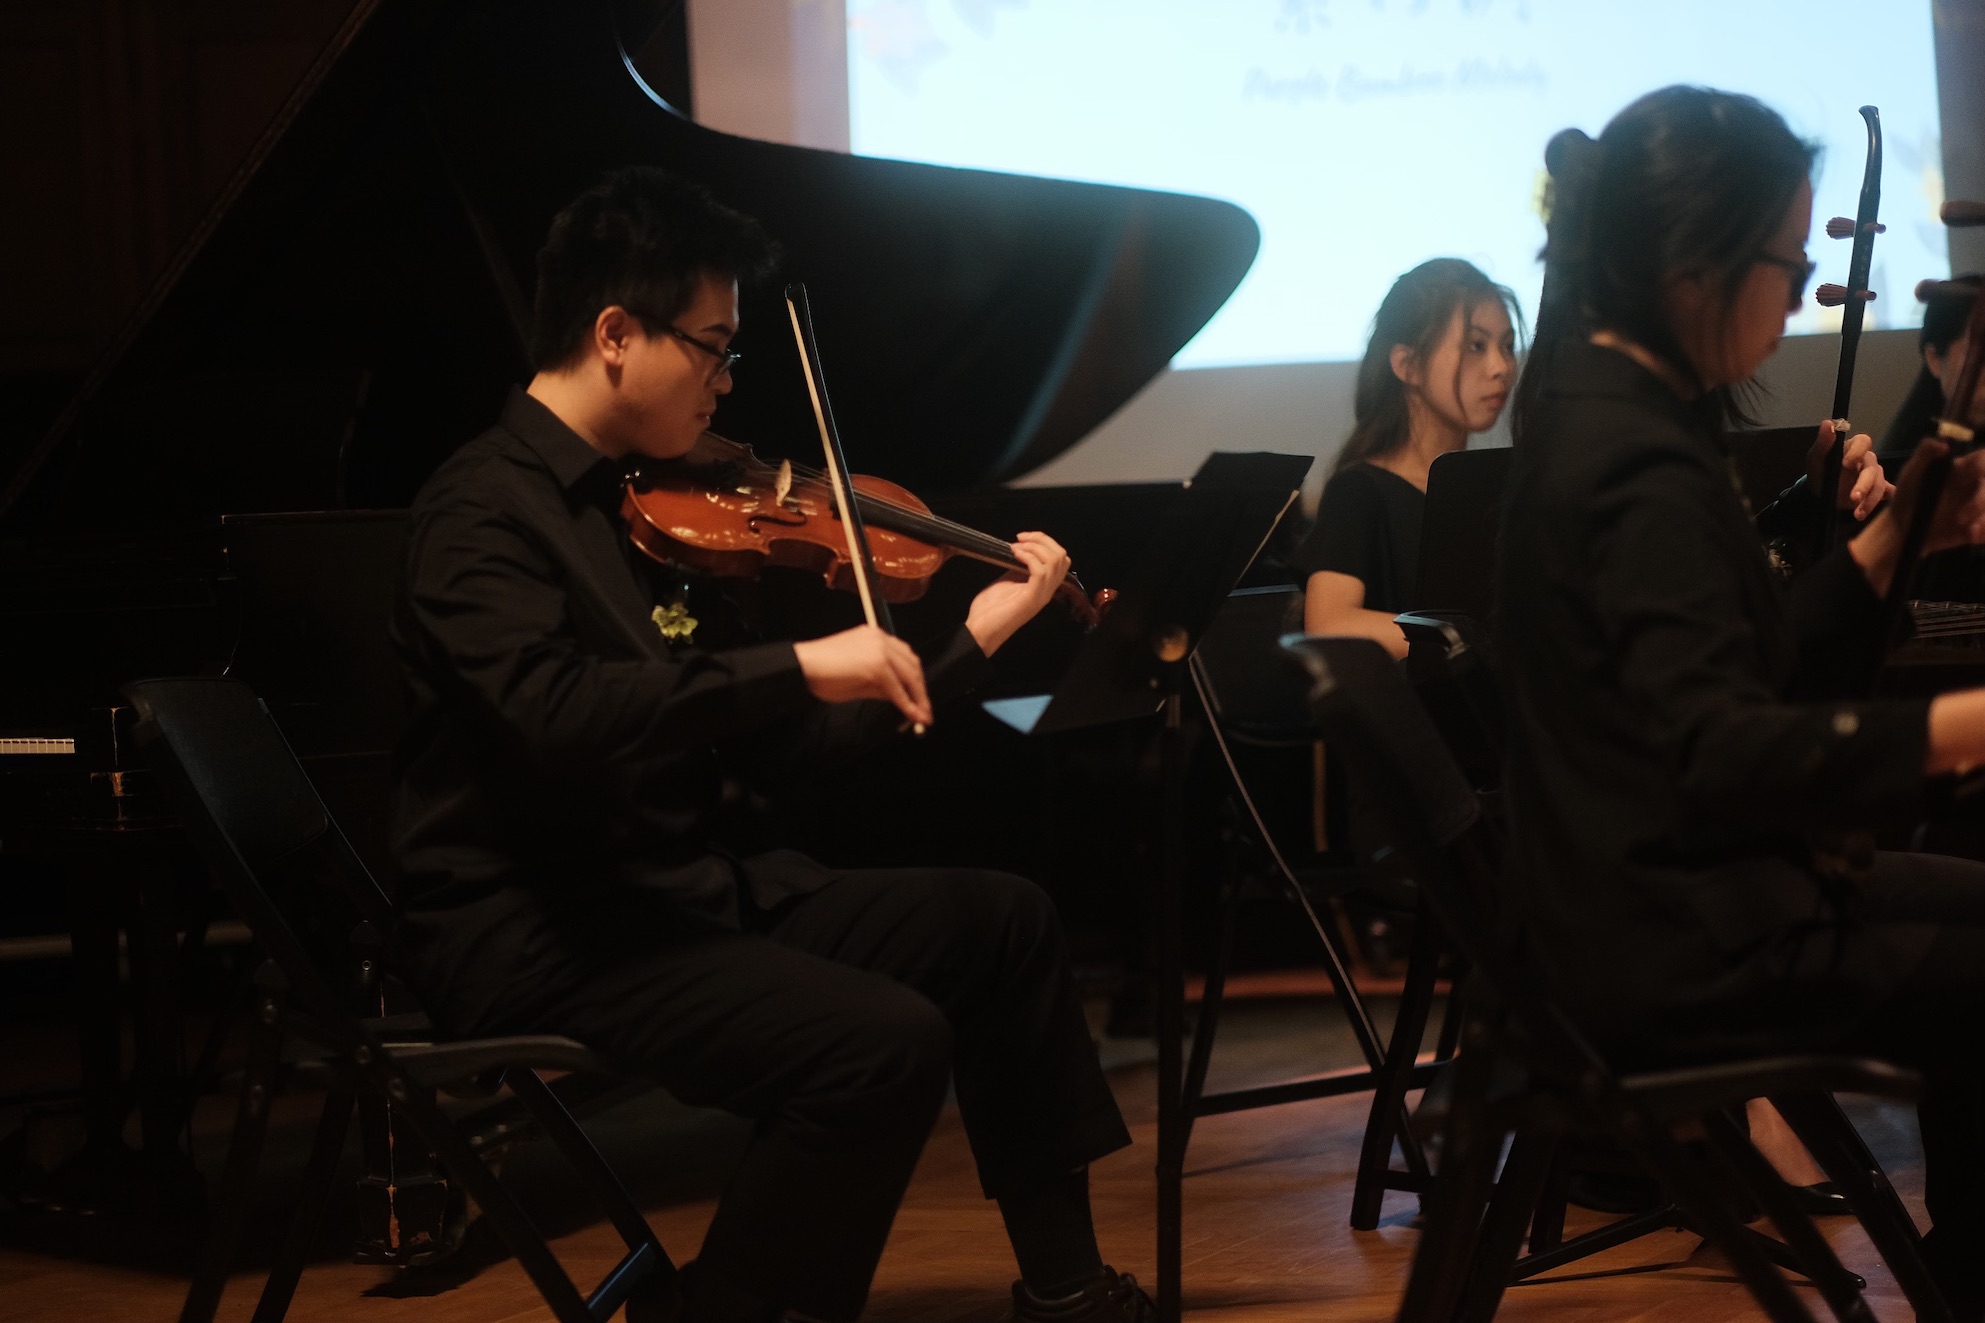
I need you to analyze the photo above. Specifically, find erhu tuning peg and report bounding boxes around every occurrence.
[1825,217,1887,239]
[1943,199,1985,227]
[1920,277,1982,302]
[1813,284,1878,308]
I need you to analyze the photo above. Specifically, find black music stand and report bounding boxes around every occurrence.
[1416,447,1512,620]
[985,450,1312,1323]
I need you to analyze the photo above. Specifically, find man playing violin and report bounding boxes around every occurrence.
[391,166,1147,1323]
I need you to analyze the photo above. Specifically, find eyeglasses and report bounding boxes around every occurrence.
[665,325,741,379]
[1754,251,1818,303]
[622,306,742,379]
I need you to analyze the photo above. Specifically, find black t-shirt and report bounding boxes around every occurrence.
[1291,462,1426,613]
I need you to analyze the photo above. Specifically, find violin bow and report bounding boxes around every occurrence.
[1816,105,1884,554]
[785,282,894,634]
[784,282,924,732]
[1854,207,1985,693]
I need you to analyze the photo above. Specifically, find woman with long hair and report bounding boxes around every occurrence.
[1884,273,1984,456]
[1295,259,1520,655]
[1501,84,1985,1310]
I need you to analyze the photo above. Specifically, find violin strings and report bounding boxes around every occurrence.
[693,439,1067,578]
[779,461,1024,564]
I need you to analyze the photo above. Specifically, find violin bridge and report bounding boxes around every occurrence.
[774,458,795,509]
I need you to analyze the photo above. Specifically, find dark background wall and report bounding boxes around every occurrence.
[0,0,693,478]
[0,1,356,469]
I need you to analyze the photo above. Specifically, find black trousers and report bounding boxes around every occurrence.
[1648,850,1985,1244]
[1818,851,1985,1243]
[413,867,1130,1320]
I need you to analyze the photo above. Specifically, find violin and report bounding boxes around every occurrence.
[620,432,1113,627]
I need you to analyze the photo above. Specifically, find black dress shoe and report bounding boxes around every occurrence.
[1789,1181,1852,1217]
[1010,1267,1155,1323]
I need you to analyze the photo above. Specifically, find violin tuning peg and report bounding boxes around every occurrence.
[1826,217,1855,239]
[1814,283,1849,307]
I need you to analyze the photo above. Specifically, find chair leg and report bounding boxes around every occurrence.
[1351,904,1441,1230]
[179,976,285,1323]
[1179,871,1239,1149]
[506,1068,668,1262]
[1433,962,1465,1063]
[1771,1091,1956,1323]
[1632,1120,1821,1323]
[249,1083,355,1323]
[1456,1122,1559,1323]
[1509,1202,1685,1282]
[1395,1028,1503,1323]
[1701,1107,1876,1323]
[1526,1144,1568,1254]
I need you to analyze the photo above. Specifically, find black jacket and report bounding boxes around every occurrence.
[391,390,992,997]
[1496,341,1933,1037]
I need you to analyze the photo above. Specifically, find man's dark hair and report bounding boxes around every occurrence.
[1517,86,1819,438]
[529,166,778,371]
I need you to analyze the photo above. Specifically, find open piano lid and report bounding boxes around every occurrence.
[3,0,1259,531]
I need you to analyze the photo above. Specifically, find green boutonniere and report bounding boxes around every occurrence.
[651,597,698,643]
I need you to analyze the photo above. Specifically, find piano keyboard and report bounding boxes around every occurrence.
[0,737,76,756]
[1910,600,1985,647]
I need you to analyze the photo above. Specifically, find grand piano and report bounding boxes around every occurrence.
[0,0,1257,789]
[0,0,1260,1217]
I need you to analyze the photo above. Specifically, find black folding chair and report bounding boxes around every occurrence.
[1395,611,1879,1283]
[124,677,676,1323]
[1284,636,1952,1323]
[1183,586,1446,1229]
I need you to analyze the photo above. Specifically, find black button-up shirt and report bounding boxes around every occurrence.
[391,389,992,1002]
[1496,341,1933,1038]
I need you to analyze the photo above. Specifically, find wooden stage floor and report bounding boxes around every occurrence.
[0,996,1933,1322]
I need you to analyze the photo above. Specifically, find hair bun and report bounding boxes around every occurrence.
[1540,128,1601,234]
[1544,127,1598,182]
[1532,128,1601,359]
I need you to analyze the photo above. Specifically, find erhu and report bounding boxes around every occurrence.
[1815,105,1885,554]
